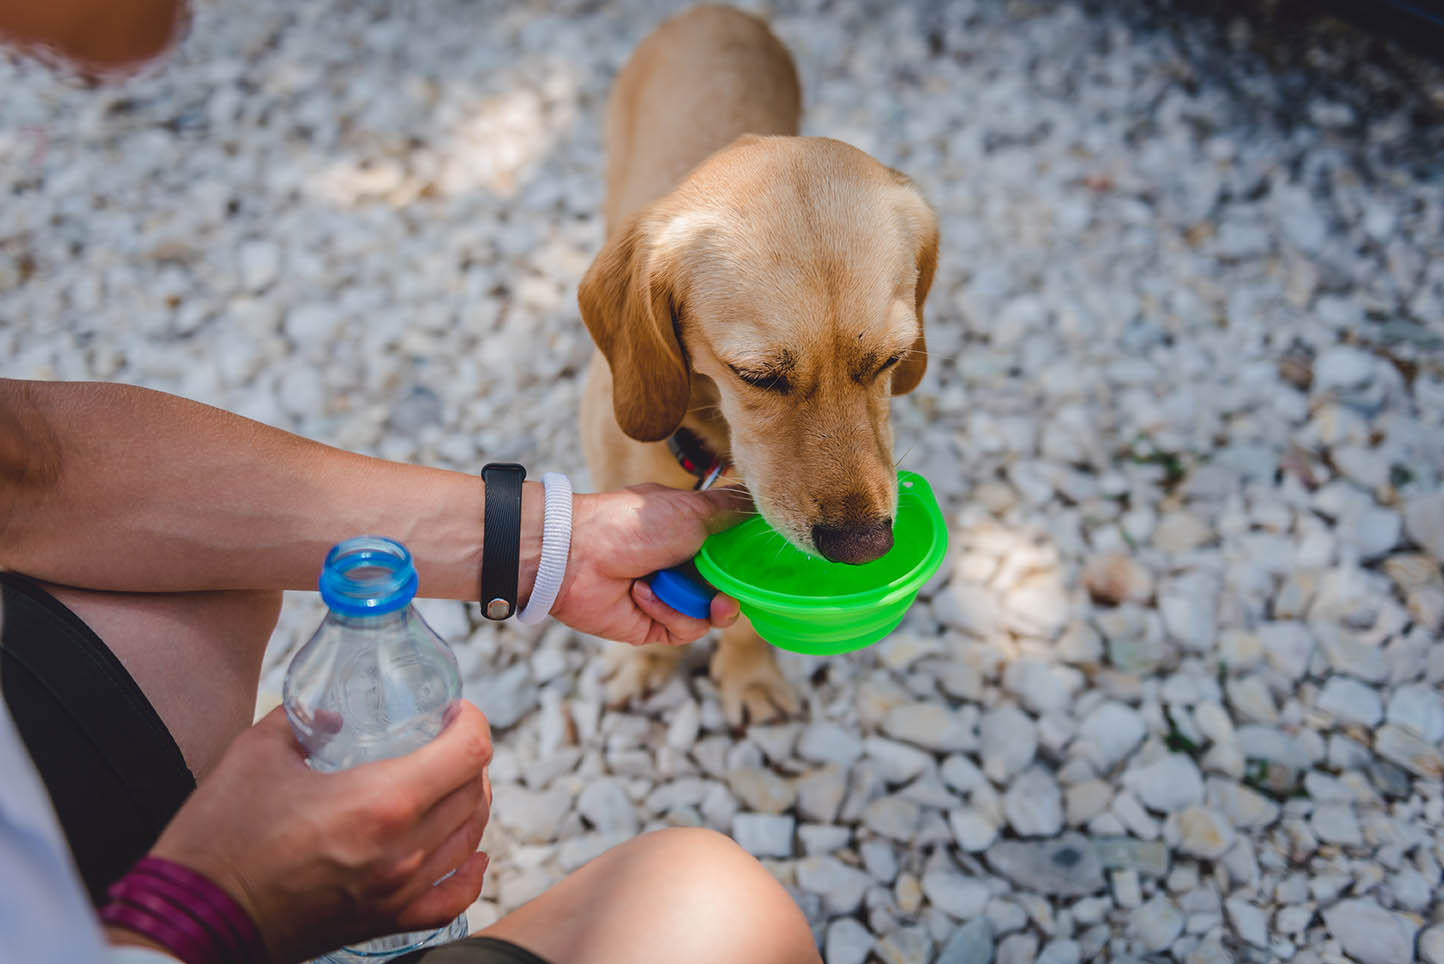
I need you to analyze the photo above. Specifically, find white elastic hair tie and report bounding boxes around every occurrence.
[516,472,573,624]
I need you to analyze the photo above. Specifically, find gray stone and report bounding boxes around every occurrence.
[995,933,1039,964]
[796,721,863,767]
[937,916,994,964]
[824,918,874,964]
[861,795,921,842]
[985,833,1106,897]
[1404,491,1444,561]
[1322,898,1420,964]
[1092,836,1170,878]
[875,926,934,964]
[731,813,794,858]
[795,765,847,824]
[797,823,851,856]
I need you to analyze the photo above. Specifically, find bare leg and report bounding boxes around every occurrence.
[36,582,282,780]
[478,828,820,964]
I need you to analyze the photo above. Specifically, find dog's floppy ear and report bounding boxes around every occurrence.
[889,175,939,397]
[578,213,690,442]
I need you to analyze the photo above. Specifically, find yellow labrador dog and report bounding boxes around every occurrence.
[578,4,938,725]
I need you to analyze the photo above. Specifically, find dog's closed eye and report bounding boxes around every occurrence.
[729,363,792,394]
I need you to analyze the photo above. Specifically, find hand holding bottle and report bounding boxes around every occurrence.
[141,702,492,964]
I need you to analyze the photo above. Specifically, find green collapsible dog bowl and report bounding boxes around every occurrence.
[693,470,948,655]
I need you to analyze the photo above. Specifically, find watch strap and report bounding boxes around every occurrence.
[480,462,526,620]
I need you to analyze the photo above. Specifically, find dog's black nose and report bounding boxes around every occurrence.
[812,520,894,565]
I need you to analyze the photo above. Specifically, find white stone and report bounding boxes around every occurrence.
[1075,702,1146,772]
[796,855,872,914]
[949,807,1000,852]
[1310,804,1362,846]
[1385,684,1444,742]
[825,918,874,964]
[1167,806,1236,859]
[1003,766,1064,836]
[575,777,638,835]
[1316,677,1384,727]
[1224,897,1270,949]
[980,703,1037,781]
[863,736,935,784]
[726,767,796,814]
[921,870,991,920]
[797,720,863,767]
[1419,925,1444,964]
[1322,898,1420,964]
[1131,895,1183,951]
[1122,753,1204,813]
[883,702,976,753]
[238,239,281,291]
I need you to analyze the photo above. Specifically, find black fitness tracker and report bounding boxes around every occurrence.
[480,462,527,620]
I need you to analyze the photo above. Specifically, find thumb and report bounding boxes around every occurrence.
[692,485,754,534]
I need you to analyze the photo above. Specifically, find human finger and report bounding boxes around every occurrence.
[392,851,489,932]
[631,579,711,645]
[709,592,741,629]
[391,814,487,913]
[360,701,491,810]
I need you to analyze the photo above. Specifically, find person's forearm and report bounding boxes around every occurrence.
[0,379,541,602]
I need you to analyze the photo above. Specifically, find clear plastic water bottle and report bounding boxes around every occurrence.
[283,536,468,962]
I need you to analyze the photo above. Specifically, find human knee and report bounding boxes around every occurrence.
[632,828,820,963]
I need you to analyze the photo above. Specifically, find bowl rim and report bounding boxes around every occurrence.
[694,470,947,617]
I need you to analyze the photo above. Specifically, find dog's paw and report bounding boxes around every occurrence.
[601,643,685,708]
[711,640,800,727]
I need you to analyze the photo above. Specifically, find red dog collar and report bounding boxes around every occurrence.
[666,427,727,491]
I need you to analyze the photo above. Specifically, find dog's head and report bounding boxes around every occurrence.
[579,136,938,564]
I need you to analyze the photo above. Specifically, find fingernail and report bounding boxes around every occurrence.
[634,580,655,602]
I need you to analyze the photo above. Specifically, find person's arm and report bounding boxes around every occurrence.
[0,378,745,646]
[0,378,532,601]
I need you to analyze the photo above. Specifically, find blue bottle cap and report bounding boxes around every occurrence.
[319,536,420,617]
[648,565,716,621]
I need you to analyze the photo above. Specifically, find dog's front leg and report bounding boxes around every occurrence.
[711,618,800,727]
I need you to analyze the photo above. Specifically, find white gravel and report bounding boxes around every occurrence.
[4,0,1443,961]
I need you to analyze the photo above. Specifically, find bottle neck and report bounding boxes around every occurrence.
[326,607,411,632]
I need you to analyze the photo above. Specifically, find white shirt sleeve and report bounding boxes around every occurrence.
[0,683,178,963]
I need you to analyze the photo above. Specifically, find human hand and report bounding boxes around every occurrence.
[549,484,751,646]
[144,702,493,963]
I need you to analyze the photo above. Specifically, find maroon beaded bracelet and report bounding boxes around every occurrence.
[100,856,268,964]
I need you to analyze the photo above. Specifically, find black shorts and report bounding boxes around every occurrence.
[0,573,552,964]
